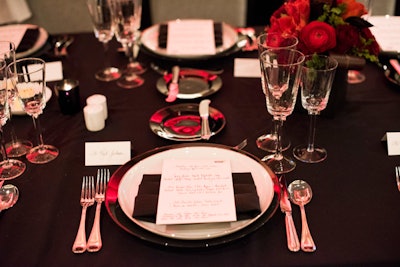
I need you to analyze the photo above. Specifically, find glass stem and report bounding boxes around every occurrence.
[274,118,284,160]
[31,116,45,151]
[102,42,110,68]
[306,114,318,152]
[0,124,9,162]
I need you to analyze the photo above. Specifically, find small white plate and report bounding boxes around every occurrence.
[11,87,52,115]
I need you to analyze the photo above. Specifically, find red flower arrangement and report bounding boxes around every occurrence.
[268,0,380,63]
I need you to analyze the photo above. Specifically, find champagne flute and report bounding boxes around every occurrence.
[256,33,298,153]
[0,41,33,158]
[87,0,122,82]
[293,54,338,163]
[0,58,25,179]
[259,48,304,174]
[109,0,146,89]
[7,58,59,164]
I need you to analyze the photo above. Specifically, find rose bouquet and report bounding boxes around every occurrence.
[268,0,380,64]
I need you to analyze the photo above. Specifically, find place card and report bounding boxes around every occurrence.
[386,132,400,156]
[234,58,261,78]
[156,159,236,225]
[85,141,131,166]
[27,61,63,82]
[166,19,216,55]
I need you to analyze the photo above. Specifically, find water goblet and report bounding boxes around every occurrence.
[0,41,32,157]
[109,0,146,89]
[87,0,122,82]
[0,58,25,179]
[293,54,338,163]
[7,58,59,164]
[256,33,298,153]
[259,48,304,174]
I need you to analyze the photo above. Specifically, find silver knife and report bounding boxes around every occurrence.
[165,65,180,102]
[279,175,300,252]
[199,99,212,140]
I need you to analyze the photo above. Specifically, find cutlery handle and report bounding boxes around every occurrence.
[285,212,300,252]
[72,206,88,253]
[201,116,211,140]
[87,202,102,252]
[299,205,316,252]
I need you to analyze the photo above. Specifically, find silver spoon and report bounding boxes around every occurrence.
[287,180,316,252]
[0,184,19,211]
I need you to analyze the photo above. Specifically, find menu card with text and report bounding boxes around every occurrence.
[156,159,236,225]
[166,19,216,55]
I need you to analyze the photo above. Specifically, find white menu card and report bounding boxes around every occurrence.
[166,19,216,55]
[156,159,236,225]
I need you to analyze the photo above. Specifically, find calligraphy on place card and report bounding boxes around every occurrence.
[156,159,236,225]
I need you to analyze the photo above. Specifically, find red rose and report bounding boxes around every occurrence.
[333,24,361,54]
[299,21,336,54]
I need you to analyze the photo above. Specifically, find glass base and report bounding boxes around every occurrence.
[127,62,147,74]
[95,67,122,82]
[347,70,365,84]
[117,74,144,89]
[26,144,59,164]
[261,154,296,174]
[256,133,290,152]
[293,145,327,163]
[6,139,33,158]
[0,159,26,180]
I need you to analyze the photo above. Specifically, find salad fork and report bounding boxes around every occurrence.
[87,169,110,252]
[72,176,95,253]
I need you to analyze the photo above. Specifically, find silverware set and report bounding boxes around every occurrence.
[72,169,110,253]
[280,176,316,253]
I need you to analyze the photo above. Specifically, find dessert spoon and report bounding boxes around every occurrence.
[288,180,316,252]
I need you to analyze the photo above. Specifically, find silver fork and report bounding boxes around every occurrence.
[72,176,95,253]
[395,166,400,192]
[87,169,110,252]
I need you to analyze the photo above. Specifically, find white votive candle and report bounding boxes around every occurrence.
[83,104,105,132]
[86,94,108,119]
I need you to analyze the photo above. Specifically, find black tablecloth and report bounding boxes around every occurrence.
[1,31,400,266]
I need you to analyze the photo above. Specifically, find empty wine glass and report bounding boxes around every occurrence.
[256,33,298,153]
[293,54,338,163]
[0,58,25,179]
[0,41,32,157]
[87,0,122,82]
[109,0,146,89]
[7,58,59,164]
[259,48,304,174]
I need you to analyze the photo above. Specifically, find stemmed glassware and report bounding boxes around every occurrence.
[259,48,304,174]
[0,58,26,179]
[109,0,146,89]
[293,54,338,163]
[256,33,298,153]
[87,0,122,82]
[7,58,59,164]
[0,41,32,158]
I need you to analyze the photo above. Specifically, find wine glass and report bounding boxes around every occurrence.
[256,33,298,153]
[0,58,25,179]
[347,0,372,84]
[0,41,33,158]
[109,0,146,89]
[293,54,338,163]
[87,0,122,82]
[7,58,59,164]
[259,48,304,174]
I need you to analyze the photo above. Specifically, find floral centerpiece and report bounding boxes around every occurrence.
[268,0,380,64]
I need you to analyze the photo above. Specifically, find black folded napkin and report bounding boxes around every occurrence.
[158,22,223,49]
[132,172,261,223]
[16,28,40,53]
